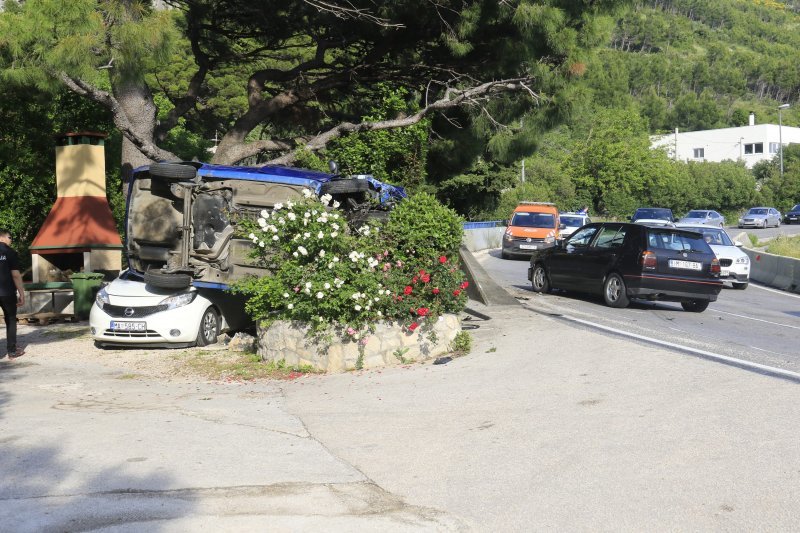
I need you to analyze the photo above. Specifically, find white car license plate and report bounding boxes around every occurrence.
[721,268,730,276]
[110,321,146,332]
[519,244,538,250]
[669,260,702,271]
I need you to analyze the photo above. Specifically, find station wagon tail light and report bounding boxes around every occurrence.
[710,257,721,276]
[640,250,657,270]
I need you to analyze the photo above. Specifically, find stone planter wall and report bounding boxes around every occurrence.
[257,314,461,373]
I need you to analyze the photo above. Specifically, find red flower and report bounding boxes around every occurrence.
[397,296,404,301]
[421,274,430,283]
[439,256,447,264]
[403,285,413,295]
[419,269,427,276]
[432,288,440,295]
[408,322,419,332]
[412,276,419,283]
[460,281,469,289]
[417,307,429,317]
[453,289,461,296]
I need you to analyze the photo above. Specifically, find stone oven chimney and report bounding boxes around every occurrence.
[29,132,122,282]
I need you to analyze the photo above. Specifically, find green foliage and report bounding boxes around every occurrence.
[382,193,465,269]
[232,193,469,343]
[765,235,800,259]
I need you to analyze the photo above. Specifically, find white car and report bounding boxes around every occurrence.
[676,224,750,289]
[559,212,591,238]
[90,274,248,347]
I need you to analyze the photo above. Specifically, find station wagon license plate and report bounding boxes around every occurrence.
[519,244,538,250]
[668,260,702,271]
[110,321,146,332]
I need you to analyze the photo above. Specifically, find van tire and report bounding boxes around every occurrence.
[149,162,197,180]
[320,178,369,195]
[144,270,192,290]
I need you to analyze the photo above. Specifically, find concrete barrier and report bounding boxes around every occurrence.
[462,223,505,252]
[741,248,800,294]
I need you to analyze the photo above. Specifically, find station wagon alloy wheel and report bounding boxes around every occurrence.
[603,273,630,308]
[530,264,550,293]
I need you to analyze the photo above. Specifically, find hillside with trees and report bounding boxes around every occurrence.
[2,0,800,269]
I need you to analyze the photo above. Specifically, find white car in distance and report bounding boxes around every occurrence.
[559,212,592,239]
[676,224,750,289]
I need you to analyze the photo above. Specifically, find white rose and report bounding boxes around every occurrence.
[324,282,331,289]
[287,303,294,310]
[316,292,324,299]
[260,209,268,218]
[354,305,362,311]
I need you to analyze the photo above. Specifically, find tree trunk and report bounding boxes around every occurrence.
[113,77,159,197]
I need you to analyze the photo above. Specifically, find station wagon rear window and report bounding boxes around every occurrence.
[647,229,709,252]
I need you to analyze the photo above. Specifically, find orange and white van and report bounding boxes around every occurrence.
[501,202,560,259]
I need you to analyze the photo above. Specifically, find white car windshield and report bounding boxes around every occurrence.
[561,216,586,226]
[699,228,733,246]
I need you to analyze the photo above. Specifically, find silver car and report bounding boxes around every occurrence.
[738,207,782,228]
[677,209,725,227]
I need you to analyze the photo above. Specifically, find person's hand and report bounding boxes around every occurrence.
[17,295,24,307]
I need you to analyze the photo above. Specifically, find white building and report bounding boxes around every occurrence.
[650,113,800,168]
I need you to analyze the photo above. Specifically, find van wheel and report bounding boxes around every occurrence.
[681,300,709,312]
[320,178,369,195]
[149,162,197,180]
[144,270,192,290]
[732,282,748,290]
[196,307,220,346]
[530,264,551,293]
[603,273,629,308]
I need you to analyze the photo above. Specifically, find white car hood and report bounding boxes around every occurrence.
[103,278,196,306]
[709,244,748,261]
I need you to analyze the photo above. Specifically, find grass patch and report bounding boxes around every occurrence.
[765,234,800,259]
[747,233,761,247]
[449,331,472,357]
[39,325,91,340]
[172,349,321,381]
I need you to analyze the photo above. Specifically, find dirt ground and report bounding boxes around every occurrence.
[4,321,272,381]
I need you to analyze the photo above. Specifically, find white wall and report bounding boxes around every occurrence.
[651,124,800,168]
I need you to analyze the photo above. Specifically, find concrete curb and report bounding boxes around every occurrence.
[459,245,520,307]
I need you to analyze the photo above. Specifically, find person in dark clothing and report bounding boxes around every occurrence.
[0,229,25,359]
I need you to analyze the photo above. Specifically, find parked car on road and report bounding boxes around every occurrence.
[629,207,675,225]
[91,161,406,347]
[559,212,592,239]
[501,202,560,259]
[528,222,723,311]
[738,207,781,228]
[784,204,800,224]
[676,224,749,289]
[677,209,725,227]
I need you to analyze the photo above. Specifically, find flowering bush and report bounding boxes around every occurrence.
[233,189,468,341]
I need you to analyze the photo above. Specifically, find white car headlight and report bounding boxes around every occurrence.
[544,236,555,244]
[735,256,749,264]
[95,287,110,308]
[159,291,198,310]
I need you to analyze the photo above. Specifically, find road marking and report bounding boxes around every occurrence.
[750,282,800,299]
[712,309,800,330]
[525,306,800,383]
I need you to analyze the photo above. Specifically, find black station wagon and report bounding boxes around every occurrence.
[527,222,723,312]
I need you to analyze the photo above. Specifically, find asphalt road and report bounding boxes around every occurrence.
[474,227,800,374]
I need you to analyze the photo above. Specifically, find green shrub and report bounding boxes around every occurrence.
[383,192,464,267]
[765,235,800,259]
[232,192,469,342]
[450,331,472,355]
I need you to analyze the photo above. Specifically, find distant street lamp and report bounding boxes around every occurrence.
[778,103,790,179]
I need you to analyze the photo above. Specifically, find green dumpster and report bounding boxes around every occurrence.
[70,272,105,320]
